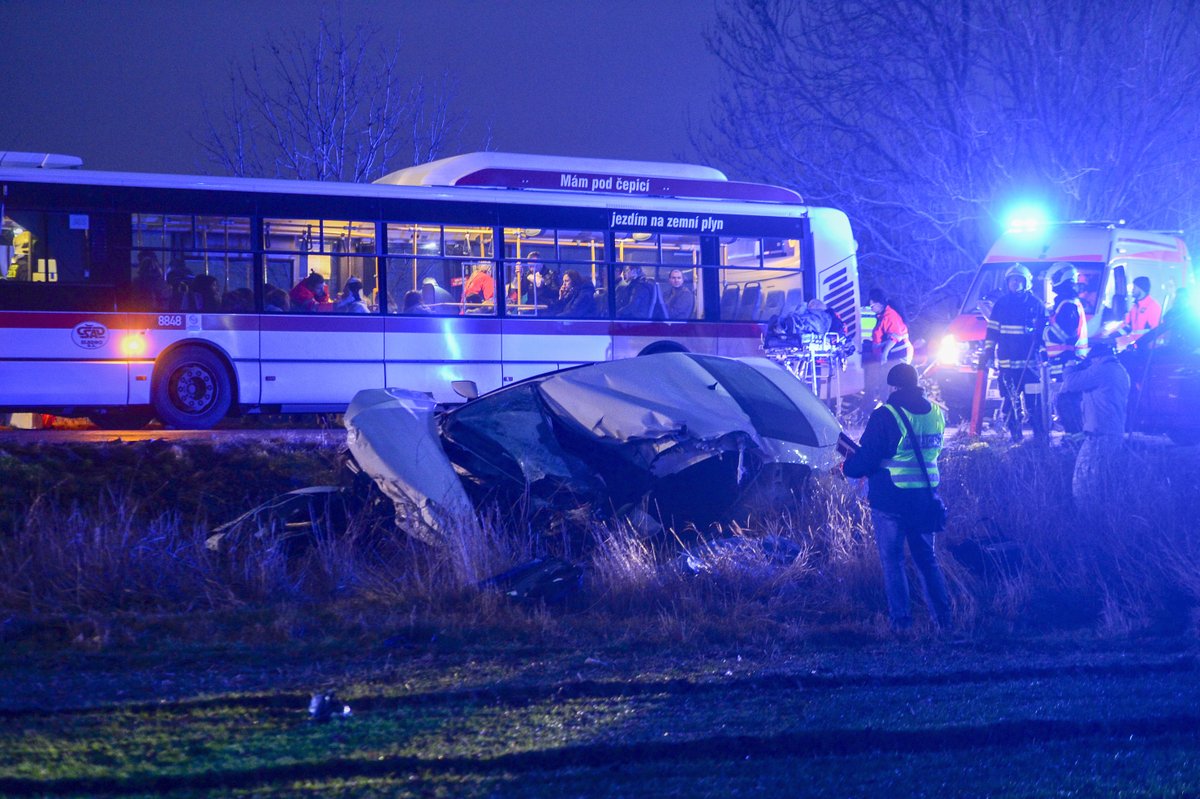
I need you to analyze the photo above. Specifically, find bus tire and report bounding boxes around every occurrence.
[152,346,233,429]
[87,407,155,430]
[638,340,689,356]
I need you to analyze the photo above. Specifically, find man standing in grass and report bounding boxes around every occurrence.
[842,363,953,633]
[1062,336,1129,512]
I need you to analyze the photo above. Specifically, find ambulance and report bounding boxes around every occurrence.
[929,221,1192,420]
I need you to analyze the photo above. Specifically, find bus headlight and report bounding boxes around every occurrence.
[120,333,147,357]
[936,334,966,366]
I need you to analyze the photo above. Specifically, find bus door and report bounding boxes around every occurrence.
[0,208,131,407]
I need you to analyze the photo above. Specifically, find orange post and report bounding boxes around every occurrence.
[969,367,987,435]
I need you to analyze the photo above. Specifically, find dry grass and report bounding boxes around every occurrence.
[1,437,1198,645]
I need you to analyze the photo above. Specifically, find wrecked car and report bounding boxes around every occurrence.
[344,352,842,543]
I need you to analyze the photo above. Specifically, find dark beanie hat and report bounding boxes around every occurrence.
[887,362,919,388]
[868,287,886,304]
[1133,276,1151,293]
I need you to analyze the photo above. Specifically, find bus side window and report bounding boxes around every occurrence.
[2,210,44,282]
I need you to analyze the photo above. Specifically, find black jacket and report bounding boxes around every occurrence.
[843,386,941,517]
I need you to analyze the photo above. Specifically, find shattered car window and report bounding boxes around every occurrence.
[688,354,819,446]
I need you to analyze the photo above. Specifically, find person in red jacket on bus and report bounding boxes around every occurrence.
[462,261,496,308]
[290,272,327,312]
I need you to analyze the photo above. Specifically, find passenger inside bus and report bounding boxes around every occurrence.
[165,255,193,310]
[462,262,495,308]
[616,264,655,319]
[264,286,290,313]
[403,289,431,314]
[664,268,694,320]
[551,269,596,318]
[333,276,370,313]
[290,272,327,312]
[132,250,167,310]
[190,274,223,313]
[222,287,254,313]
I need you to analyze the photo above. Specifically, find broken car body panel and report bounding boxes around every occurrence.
[345,353,842,537]
[344,388,480,540]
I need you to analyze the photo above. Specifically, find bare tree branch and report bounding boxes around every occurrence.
[197,8,469,183]
[700,0,1200,324]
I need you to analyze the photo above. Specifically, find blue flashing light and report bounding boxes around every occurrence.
[1003,204,1051,235]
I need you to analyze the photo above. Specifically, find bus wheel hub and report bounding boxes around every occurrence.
[173,365,214,410]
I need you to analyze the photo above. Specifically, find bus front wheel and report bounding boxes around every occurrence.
[152,347,233,429]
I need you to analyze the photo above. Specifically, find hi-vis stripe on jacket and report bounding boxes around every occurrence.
[1045,296,1088,376]
[985,290,1047,370]
[881,403,945,489]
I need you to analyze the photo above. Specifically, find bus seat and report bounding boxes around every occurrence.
[736,283,762,320]
[784,287,804,315]
[593,287,608,317]
[761,289,785,321]
[720,285,741,319]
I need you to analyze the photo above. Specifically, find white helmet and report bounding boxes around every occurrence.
[1051,263,1079,287]
[1004,263,1032,291]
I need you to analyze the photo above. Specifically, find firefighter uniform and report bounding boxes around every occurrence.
[1044,266,1088,434]
[986,264,1048,443]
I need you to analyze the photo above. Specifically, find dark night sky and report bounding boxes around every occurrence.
[0,0,722,175]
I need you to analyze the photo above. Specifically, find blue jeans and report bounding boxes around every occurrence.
[871,509,952,630]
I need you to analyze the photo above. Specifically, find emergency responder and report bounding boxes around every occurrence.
[843,362,952,633]
[1044,264,1088,434]
[985,263,1048,443]
[1119,276,1162,341]
[1062,336,1129,512]
[863,288,911,412]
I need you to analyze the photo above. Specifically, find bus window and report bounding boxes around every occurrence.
[658,234,702,321]
[384,223,494,316]
[0,210,126,312]
[3,210,46,282]
[612,232,703,321]
[502,228,607,318]
[124,214,253,312]
[133,214,194,251]
[719,237,803,321]
[264,217,377,313]
[196,216,253,251]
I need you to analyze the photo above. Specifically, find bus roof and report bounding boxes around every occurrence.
[377,152,803,204]
[381,151,728,184]
[0,151,83,169]
[0,152,808,216]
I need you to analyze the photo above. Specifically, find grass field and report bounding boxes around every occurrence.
[2,433,1200,796]
[3,631,1200,797]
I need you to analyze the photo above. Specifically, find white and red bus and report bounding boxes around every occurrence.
[0,151,863,429]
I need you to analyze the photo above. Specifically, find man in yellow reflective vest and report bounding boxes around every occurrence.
[842,363,952,633]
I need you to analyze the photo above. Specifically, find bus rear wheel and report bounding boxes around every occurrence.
[152,346,232,429]
[638,340,690,356]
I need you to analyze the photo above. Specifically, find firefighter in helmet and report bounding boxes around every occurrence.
[985,263,1048,443]
[1044,263,1088,434]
